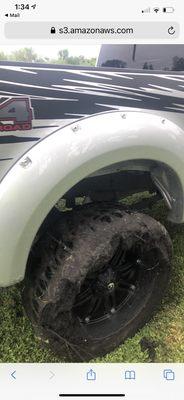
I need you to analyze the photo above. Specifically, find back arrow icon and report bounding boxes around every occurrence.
[49,371,55,380]
[11,371,16,380]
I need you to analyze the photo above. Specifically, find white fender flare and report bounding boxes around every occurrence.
[0,110,184,286]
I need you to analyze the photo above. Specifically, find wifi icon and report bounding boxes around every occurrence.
[153,7,160,13]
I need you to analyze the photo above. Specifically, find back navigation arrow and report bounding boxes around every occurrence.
[11,370,16,380]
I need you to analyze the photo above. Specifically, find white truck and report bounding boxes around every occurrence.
[0,44,183,361]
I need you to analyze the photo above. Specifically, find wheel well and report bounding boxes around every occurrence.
[64,169,155,203]
[62,158,183,223]
[41,159,183,229]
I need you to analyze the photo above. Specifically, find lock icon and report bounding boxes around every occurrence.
[50,27,56,34]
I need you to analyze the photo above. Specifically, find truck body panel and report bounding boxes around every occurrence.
[0,61,184,181]
[0,52,184,287]
[0,110,184,287]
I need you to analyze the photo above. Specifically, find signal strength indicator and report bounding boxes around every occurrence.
[142,7,151,13]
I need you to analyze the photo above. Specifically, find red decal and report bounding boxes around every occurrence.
[0,98,34,132]
[0,123,32,132]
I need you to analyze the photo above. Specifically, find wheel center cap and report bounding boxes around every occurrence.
[107,282,115,291]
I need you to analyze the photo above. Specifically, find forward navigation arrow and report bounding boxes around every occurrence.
[49,371,55,380]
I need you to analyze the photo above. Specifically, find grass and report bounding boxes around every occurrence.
[0,198,184,363]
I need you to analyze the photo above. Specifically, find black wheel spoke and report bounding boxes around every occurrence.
[120,262,134,273]
[104,294,112,314]
[74,294,92,308]
[110,291,116,309]
[73,240,140,324]
[84,297,101,320]
[90,298,102,316]
[117,281,136,291]
[74,287,94,307]
[76,287,91,300]
[111,248,126,270]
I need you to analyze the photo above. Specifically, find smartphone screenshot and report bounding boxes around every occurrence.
[0,0,183,398]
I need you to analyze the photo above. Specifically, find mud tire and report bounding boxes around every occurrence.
[23,204,172,361]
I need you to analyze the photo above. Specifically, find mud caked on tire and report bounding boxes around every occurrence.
[23,204,172,361]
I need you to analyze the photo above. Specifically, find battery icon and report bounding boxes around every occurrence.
[163,7,175,13]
